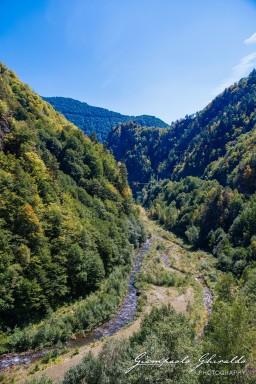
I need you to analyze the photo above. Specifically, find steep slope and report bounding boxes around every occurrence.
[107,70,256,195]
[107,71,256,277]
[107,123,171,194]
[43,96,169,142]
[145,176,256,276]
[0,63,145,333]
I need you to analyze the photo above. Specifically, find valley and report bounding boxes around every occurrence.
[0,63,255,383]
[2,210,218,383]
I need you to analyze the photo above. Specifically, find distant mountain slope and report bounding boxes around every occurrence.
[43,96,169,142]
[106,70,256,278]
[107,70,256,195]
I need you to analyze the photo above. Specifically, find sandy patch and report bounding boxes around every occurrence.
[145,285,194,314]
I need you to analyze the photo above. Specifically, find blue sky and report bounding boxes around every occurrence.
[1,0,256,123]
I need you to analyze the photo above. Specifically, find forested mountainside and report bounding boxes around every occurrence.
[107,69,256,195]
[0,63,145,334]
[1,65,256,384]
[107,123,169,193]
[43,97,169,142]
[145,177,256,276]
[107,70,256,277]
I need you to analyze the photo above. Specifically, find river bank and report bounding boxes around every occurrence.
[2,211,220,384]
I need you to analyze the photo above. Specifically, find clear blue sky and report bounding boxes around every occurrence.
[1,0,256,123]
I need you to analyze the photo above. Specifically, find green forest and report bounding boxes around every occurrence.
[107,69,256,195]
[0,63,256,384]
[0,63,145,352]
[106,70,256,277]
[146,176,256,275]
[43,97,168,142]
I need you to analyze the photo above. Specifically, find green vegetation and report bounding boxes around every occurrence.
[107,122,169,194]
[146,176,256,276]
[62,273,255,384]
[1,62,256,384]
[134,231,208,331]
[136,241,184,288]
[43,97,168,142]
[140,264,181,287]
[0,63,145,351]
[63,305,201,384]
[107,69,256,195]
[27,378,54,384]
[5,265,129,352]
[106,70,256,279]
[102,70,256,382]
[200,274,256,384]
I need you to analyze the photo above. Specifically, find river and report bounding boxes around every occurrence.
[0,238,152,370]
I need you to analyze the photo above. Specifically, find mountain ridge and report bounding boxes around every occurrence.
[43,96,169,142]
[107,69,256,195]
[106,70,256,277]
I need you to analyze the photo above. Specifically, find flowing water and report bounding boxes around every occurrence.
[0,238,152,370]
[0,234,213,370]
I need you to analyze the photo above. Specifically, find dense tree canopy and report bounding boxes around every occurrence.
[107,70,256,196]
[0,63,145,331]
[145,177,256,276]
[106,70,256,279]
